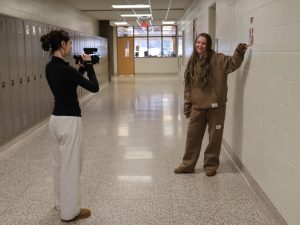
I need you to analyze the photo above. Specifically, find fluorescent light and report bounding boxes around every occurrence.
[162,21,175,25]
[114,22,128,26]
[121,14,152,18]
[112,4,150,9]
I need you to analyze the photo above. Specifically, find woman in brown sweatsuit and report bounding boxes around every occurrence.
[175,33,249,177]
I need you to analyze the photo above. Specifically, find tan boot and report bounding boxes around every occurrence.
[205,170,217,177]
[61,208,91,222]
[174,166,195,174]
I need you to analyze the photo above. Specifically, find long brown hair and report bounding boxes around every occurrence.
[184,33,214,89]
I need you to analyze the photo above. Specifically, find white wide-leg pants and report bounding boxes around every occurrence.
[49,115,82,220]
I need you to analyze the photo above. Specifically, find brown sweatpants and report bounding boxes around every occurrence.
[181,106,226,172]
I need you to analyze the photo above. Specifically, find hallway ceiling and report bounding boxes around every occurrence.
[60,0,194,26]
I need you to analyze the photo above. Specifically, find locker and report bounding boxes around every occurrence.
[31,23,42,122]
[0,17,4,143]
[43,25,53,116]
[72,32,77,54]
[81,34,87,97]
[72,31,76,58]
[82,33,89,97]
[7,17,22,135]
[69,30,76,67]
[77,32,80,53]
[36,24,46,119]
[77,33,83,98]
[38,24,45,118]
[0,16,13,139]
[75,32,79,53]
[0,13,109,145]
[64,29,73,65]
[72,31,81,97]
[16,19,29,130]
[75,32,80,54]
[24,21,35,126]
[86,35,90,48]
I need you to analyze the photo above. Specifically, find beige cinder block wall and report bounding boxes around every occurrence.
[178,0,300,224]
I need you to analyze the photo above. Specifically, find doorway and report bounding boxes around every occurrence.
[117,37,134,76]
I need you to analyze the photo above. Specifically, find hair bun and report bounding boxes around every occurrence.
[40,29,70,53]
[40,34,52,51]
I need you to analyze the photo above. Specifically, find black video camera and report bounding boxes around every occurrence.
[73,48,100,65]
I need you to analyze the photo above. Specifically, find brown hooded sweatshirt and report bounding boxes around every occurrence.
[184,43,246,116]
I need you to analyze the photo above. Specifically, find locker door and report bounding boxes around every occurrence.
[38,25,44,118]
[24,22,35,126]
[0,17,4,143]
[85,34,88,48]
[43,25,53,115]
[0,16,13,140]
[75,32,80,54]
[82,33,88,97]
[31,24,41,122]
[41,25,50,117]
[64,29,72,65]
[36,24,45,119]
[73,32,77,55]
[77,33,83,98]
[7,17,22,135]
[69,30,75,67]
[16,19,28,130]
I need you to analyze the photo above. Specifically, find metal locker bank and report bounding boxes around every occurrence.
[0,13,109,145]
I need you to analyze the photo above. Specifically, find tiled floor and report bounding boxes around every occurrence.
[0,76,286,225]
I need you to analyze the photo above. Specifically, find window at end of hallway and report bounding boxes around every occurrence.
[117,25,178,58]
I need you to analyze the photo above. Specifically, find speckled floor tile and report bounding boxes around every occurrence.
[0,76,287,225]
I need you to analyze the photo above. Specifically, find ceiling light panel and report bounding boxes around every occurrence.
[112,4,150,9]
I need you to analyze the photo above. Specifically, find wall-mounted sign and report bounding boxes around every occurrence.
[249,17,254,45]
[125,40,130,58]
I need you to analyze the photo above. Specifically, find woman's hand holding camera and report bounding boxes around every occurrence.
[82,54,91,62]
[78,54,92,67]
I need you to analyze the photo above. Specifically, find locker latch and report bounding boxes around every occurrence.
[27,76,30,83]
[11,80,14,86]
[20,78,23,84]
[1,81,5,88]
[40,74,42,79]
[34,75,37,81]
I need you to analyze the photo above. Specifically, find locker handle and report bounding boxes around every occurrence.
[11,80,14,86]
[27,76,30,83]
[1,81,5,88]
[20,78,23,84]
[34,75,37,81]
[40,74,42,79]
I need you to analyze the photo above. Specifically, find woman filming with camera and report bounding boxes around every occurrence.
[40,29,99,222]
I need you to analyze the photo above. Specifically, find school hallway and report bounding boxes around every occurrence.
[0,76,286,225]
[1,0,300,224]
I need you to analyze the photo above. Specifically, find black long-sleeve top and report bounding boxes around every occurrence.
[46,56,99,117]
